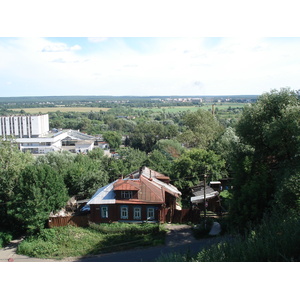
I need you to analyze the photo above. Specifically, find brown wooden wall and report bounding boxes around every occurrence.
[90,204,162,223]
[48,215,89,228]
[172,209,201,224]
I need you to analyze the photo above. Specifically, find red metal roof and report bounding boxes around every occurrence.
[113,179,140,191]
[113,175,167,203]
[89,167,181,206]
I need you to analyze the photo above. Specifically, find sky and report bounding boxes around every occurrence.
[1,1,300,98]
[1,36,300,97]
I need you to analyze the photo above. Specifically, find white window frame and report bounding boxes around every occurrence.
[147,207,155,220]
[133,206,141,220]
[120,206,128,219]
[121,190,133,199]
[101,206,108,218]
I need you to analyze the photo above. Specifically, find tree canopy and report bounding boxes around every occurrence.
[178,109,224,149]
[230,88,300,227]
[9,164,69,233]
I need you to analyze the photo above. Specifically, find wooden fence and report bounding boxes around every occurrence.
[173,209,201,224]
[48,215,89,228]
[48,209,223,228]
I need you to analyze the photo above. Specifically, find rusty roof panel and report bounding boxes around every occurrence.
[113,179,140,191]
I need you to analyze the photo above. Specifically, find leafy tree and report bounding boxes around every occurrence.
[154,139,184,159]
[87,147,105,160]
[0,140,34,229]
[178,109,224,149]
[64,155,109,199]
[273,160,300,212]
[109,118,137,133]
[236,88,300,162]
[117,147,147,174]
[102,131,122,149]
[9,164,69,234]
[128,121,167,153]
[35,151,76,176]
[230,88,300,228]
[171,148,226,204]
[144,149,173,175]
[209,127,240,173]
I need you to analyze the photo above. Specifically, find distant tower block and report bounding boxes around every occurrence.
[0,114,49,138]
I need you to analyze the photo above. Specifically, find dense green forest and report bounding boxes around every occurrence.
[1,88,300,261]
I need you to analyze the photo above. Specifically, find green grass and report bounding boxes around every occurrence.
[131,103,246,113]
[157,210,300,262]
[10,103,245,115]
[17,223,166,259]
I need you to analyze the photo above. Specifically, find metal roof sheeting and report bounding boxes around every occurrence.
[87,181,117,205]
[87,167,181,206]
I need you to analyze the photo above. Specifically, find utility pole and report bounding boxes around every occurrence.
[204,173,207,229]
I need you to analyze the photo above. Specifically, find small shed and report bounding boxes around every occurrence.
[190,181,222,213]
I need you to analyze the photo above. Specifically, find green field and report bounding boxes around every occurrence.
[133,102,246,113]
[10,102,246,114]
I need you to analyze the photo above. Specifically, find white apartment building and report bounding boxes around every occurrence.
[0,114,99,154]
[0,114,49,138]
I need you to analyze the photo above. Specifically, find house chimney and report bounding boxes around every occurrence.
[139,166,143,177]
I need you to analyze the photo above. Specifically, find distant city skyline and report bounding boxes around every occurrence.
[1,37,299,98]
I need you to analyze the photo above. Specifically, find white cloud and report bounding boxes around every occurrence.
[42,42,81,52]
[1,37,300,96]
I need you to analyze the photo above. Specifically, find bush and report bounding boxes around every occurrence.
[88,222,161,235]
[195,211,300,262]
[192,218,214,239]
[0,231,13,248]
[158,209,300,262]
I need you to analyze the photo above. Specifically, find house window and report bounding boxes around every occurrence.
[120,206,128,219]
[121,191,133,199]
[101,206,108,218]
[133,207,141,220]
[147,207,155,220]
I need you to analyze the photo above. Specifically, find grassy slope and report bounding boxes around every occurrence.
[17,223,166,259]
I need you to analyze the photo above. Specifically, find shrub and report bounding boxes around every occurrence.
[0,231,13,248]
[89,222,161,235]
[195,211,300,262]
[192,218,214,239]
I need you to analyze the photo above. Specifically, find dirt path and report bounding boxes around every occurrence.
[0,237,56,262]
[164,224,198,246]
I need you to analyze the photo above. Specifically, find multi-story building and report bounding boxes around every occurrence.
[0,114,103,155]
[0,114,49,138]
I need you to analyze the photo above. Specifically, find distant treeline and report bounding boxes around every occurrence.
[0,95,258,105]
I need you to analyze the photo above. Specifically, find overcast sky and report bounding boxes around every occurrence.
[1,1,300,97]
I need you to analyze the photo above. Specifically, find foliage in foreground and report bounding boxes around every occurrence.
[157,210,300,262]
[9,164,69,234]
[0,231,13,248]
[17,223,166,259]
[192,218,214,239]
[230,88,300,228]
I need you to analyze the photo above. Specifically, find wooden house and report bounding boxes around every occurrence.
[86,167,181,224]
